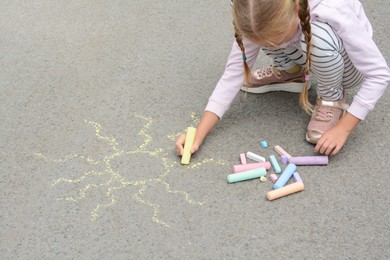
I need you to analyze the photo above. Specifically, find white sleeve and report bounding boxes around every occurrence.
[321,1,390,120]
[205,38,261,118]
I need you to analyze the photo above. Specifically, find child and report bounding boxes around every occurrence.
[176,0,390,157]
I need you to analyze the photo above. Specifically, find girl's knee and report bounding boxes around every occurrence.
[305,21,342,54]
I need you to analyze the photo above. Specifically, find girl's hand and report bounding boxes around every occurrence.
[175,111,220,157]
[314,125,349,155]
[314,112,360,156]
[175,133,200,156]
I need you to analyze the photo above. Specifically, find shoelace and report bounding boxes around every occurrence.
[313,105,336,122]
[256,65,276,79]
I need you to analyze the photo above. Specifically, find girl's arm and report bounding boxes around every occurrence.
[176,111,219,155]
[312,3,390,155]
[318,2,390,120]
[176,38,261,156]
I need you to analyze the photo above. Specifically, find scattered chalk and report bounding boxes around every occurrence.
[269,155,282,174]
[260,140,268,148]
[240,153,247,165]
[269,173,278,183]
[232,162,271,173]
[227,167,267,183]
[267,181,304,201]
[181,127,196,165]
[274,145,292,159]
[280,155,289,165]
[260,176,267,182]
[293,172,302,182]
[273,163,297,189]
[246,151,266,163]
[288,156,329,166]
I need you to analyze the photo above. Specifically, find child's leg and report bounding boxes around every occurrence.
[243,46,306,94]
[302,21,363,100]
[304,21,363,144]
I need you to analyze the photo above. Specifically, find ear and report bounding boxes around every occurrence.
[295,0,300,13]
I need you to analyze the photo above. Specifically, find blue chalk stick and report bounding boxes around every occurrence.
[273,163,296,189]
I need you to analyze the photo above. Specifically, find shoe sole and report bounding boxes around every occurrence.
[305,133,318,144]
[241,82,305,94]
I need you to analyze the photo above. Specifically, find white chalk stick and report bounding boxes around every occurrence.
[246,151,266,163]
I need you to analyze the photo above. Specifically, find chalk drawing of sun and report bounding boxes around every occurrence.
[34,113,225,227]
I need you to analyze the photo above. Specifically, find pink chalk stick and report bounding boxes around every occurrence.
[240,153,247,165]
[232,162,271,173]
[288,156,328,166]
[269,173,278,183]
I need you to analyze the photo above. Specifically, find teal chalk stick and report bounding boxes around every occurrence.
[227,167,266,183]
[269,155,282,174]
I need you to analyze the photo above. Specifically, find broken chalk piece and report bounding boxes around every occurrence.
[273,163,297,189]
[269,173,278,183]
[288,156,329,166]
[267,181,304,201]
[246,151,266,162]
[227,167,267,183]
[232,162,271,173]
[274,145,292,159]
[240,153,247,165]
[293,172,302,182]
[260,140,268,148]
[181,127,197,165]
[260,176,267,182]
[269,155,282,174]
[280,155,289,165]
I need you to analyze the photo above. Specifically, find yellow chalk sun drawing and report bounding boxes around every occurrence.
[35,113,225,227]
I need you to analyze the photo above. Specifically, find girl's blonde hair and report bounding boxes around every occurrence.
[232,0,313,114]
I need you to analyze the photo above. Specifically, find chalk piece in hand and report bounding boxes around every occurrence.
[181,127,196,165]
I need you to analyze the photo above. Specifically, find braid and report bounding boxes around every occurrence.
[233,21,251,87]
[297,0,313,114]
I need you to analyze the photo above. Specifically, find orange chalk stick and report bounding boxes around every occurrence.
[266,181,304,201]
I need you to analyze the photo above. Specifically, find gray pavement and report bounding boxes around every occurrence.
[1,0,390,259]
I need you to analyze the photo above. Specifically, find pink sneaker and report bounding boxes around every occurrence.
[306,98,349,144]
[242,65,306,94]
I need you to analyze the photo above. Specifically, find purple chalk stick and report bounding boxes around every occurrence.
[289,156,328,166]
[280,155,289,165]
[293,172,302,182]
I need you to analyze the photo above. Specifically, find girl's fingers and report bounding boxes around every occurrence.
[175,134,186,155]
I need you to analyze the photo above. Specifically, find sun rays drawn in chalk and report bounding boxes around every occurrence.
[34,113,225,227]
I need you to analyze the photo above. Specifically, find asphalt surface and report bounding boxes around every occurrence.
[1,0,390,259]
